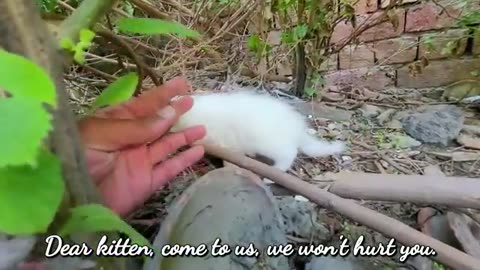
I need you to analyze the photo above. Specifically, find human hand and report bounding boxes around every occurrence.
[78,77,206,217]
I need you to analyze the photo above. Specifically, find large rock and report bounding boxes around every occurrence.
[400,105,464,146]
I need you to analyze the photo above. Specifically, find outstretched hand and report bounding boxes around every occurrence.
[78,77,206,217]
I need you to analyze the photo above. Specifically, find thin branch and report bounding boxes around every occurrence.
[58,0,117,42]
[96,28,161,92]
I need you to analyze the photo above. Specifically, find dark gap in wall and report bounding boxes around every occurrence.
[335,53,340,70]
[377,0,382,9]
[464,29,475,55]
[415,36,420,61]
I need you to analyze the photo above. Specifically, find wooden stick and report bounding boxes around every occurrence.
[205,144,480,270]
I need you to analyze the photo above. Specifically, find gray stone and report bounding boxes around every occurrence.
[305,256,384,270]
[305,257,359,270]
[400,105,464,146]
[359,104,382,117]
[276,196,329,240]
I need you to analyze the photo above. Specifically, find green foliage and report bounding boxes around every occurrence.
[0,50,57,107]
[38,0,59,12]
[247,34,272,59]
[38,0,82,13]
[0,149,64,234]
[117,18,201,39]
[60,28,96,64]
[281,24,309,45]
[0,50,58,167]
[91,72,138,110]
[122,0,135,16]
[433,261,446,270]
[304,72,325,98]
[59,204,150,247]
[0,98,53,167]
[457,10,480,29]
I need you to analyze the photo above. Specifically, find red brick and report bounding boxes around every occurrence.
[381,0,419,9]
[319,54,338,71]
[397,58,480,88]
[330,9,406,44]
[355,0,378,14]
[474,30,480,55]
[418,29,469,60]
[405,1,464,32]
[325,66,396,90]
[339,44,375,69]
[330,21,354,45]
[373,36,418,64]
[358,9,406,42]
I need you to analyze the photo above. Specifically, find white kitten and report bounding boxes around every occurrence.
[170,90,345,172]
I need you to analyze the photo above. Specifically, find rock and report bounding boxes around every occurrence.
[457,133,480,150]
[305,256,384,270]
[359,104,382,117]
[377,108,397,126]
[442,80,480,101]
[305,257,360,270]
[276,196,330,240]
[387,134,422,149]
[401,105,464,146]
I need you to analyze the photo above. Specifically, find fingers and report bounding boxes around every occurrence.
[79,96,193,151]
[148,125,206,165]
[108,76,191,118]
[151,145,205,189]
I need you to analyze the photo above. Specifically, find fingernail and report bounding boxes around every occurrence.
[157,105,176,119]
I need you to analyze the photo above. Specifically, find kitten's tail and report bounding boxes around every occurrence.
[299,133,345,157]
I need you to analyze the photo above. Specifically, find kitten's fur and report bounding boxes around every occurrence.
[170,91,345,171]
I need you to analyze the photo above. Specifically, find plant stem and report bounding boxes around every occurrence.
[59,0,118,42]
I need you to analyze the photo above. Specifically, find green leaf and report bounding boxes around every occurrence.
[304,87,316,97]
[73,49,86,65]
[59,204,150,247]
[117,18,201,39]
[0,97,53,167]
[59,37,75,51]
[92,72,138,110]
[0,50,56,107]
[247,34,261,52]
[79,29,95,43]
[0,149,64,235]
[293,24,308,40]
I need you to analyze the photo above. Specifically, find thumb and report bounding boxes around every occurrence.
[78,106,178,151]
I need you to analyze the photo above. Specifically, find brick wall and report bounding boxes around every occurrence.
[322,0,480,90]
